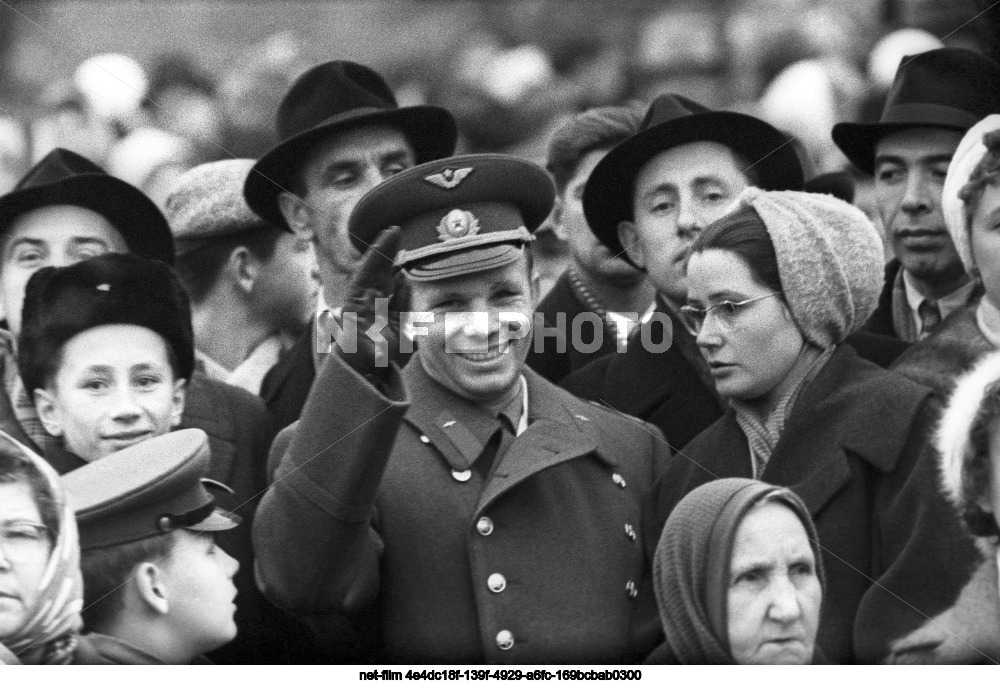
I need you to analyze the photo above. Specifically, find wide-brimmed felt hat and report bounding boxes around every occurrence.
[583,93,803,260]
[348,153,554,281]
[833,48,1000,175]
[244,60,458,229]
[0,148,174,264]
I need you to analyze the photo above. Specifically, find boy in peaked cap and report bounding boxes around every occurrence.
[16,252,291,664]
[255,154,671,664]
[63,429,241,664]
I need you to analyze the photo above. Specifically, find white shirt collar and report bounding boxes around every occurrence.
[902,270,976,330]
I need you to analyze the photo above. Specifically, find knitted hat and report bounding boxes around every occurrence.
[652,478,824,664]
[737,187,884,348]
[18,253,194,395]
[166,158,273,256]
[942,114,1000,272]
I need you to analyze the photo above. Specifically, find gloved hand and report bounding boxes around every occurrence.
[336,226,403,377]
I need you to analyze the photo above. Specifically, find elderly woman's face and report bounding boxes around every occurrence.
[970,182,1000,311]
[727,502,821,665]
[687,249,804,403]
[0,480,52,639]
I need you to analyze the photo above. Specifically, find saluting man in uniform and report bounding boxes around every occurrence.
[253,154,670,664]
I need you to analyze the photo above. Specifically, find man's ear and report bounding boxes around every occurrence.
[277,192,314,242]
[33,388,63,437]
[229,246,258,296]
[550,197,568,242]
[169,379,186,428]
[617,220,646,269]
[134,561,170,615]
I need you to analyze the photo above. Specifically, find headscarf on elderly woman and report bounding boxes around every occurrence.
[0,431,83,665]
[657,187,981,663]
[890,115,1000,398]
[649,478,825,664]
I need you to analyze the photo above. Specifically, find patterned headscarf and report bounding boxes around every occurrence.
[0,431,83,665]
[651,478,825,664]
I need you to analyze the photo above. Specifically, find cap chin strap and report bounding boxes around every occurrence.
[395,226,533,268]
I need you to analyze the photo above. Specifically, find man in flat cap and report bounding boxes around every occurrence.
[560,94,904,452]
[63,429,241,664]
[168,158,318,396]
[833,47,1000,343]
[255,154,670,664]
[244,60,458,430]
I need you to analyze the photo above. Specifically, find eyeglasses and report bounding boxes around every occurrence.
[0,521,52,561]
[678,292,783,336]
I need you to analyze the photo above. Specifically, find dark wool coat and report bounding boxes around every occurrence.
[259,319,316,431]
[254,352,671,664]
[525,270,620,384]
[890,301,994,400]
[656,345,980,663]
[559,301,906,452]
[887,557,1000,664]
[863,259,902,338]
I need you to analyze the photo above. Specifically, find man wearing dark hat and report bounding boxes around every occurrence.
[558,94,803,450]
[63,429,242,664]
[560,94,905,450]
[255,154,670,664]
[833,47,1000,342]
[244,60,457,430]
[168,158,318,396]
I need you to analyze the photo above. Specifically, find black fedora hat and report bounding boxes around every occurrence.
[583,93,803,260]
[244,60,458,228]
[0,148,174,265]
[833,48,1000,175]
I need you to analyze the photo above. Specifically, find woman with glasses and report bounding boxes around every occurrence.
[0,431,84,664]
[658,187,979,663]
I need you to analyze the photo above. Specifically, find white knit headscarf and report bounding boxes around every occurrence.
[942,114,1000,273]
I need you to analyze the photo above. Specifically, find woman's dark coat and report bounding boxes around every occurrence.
[656,345,980,663]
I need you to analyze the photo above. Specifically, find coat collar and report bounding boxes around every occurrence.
[400,354,604,507]
[601,298,724,416]
[761,344,931,516]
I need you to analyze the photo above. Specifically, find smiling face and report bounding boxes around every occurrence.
[160,530,239,660]
[0,480,52,640]
[35,324,185,462]
[686,249,804,403]
[727,502,822,665]
[408,252,535,406]
[0,206,128,336]
[874,127,965,285]
[618,142,749,305]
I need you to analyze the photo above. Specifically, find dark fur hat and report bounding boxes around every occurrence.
[18,253,194,395]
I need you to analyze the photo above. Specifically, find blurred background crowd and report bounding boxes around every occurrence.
[0,0,996,293]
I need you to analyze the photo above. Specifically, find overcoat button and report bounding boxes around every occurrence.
[625,580,638,599]
[419,435,430,444]
[477,517,494,535]
[488,573,507,592]
[624,523,636,541]
[452,469,472,482]
[496,630,514,650]
[612,473,626,488]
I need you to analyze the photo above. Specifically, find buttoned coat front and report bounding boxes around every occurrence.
[254,351,670,664]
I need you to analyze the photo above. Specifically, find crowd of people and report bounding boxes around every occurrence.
[2,29,1000,667]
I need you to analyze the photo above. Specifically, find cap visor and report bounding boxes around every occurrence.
[185,507,241,533]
